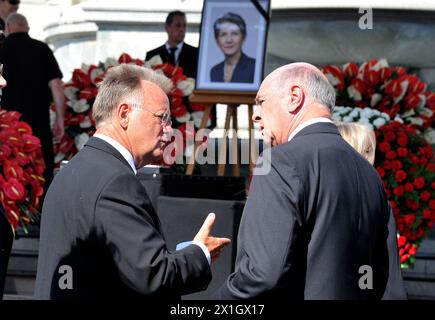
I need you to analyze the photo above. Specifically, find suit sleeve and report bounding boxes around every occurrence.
[218,151,302,299]
[94,172,211,296]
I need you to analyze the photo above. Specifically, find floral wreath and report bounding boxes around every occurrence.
[325,59,435,268]
[52,53,211,172]
[0,109,45,234]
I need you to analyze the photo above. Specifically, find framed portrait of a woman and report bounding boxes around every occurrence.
[196,0,270,92]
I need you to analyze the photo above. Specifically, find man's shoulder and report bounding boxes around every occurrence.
[146,45,166,60]
[182,43,198,53]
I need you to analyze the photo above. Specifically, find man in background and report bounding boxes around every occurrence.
[0,0,19,45]
[146,10,198,78]
[0,13,65,188]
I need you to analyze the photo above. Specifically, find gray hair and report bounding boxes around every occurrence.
[6,13,29,32]
[276,66,336,112]
[92,64,173,126]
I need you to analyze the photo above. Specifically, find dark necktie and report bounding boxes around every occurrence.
[169,47,177,66]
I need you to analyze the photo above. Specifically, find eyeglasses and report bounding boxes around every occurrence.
[130,103,172,126]
[8,0,20,5]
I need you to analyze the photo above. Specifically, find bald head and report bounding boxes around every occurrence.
[264,62,336,112]
[5,12,29,35]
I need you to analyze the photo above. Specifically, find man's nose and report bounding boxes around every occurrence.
[252,107,261,123]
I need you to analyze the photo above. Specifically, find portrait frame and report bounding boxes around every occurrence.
[195,0,271,93]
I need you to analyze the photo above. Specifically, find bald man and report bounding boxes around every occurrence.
[0,13,64,189]
[218,63,391,300]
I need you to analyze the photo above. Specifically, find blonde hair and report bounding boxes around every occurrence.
[336,122,376,165]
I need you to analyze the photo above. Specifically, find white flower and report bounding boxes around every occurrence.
[347,85,362,101]
[370,93,383,107]
[373,117,386,128]
[191,111,211,128]
[325,73,340,86]
[381,112,390,121]
[394,115,404,123]
[80,63,90,73]
[401,109,416,118]
[144,55,163,69]
[332,113,342,121]
[69,99,90,113]
[360,108,374,119]
[394,80,409,104]
[372,59,389,71]
[408,117,424,126]
[74,133,90,150]
[357,117,370,125]
[64,86,78,101]
[54,153,65,164]
[349,110,359,119]
[177,78,195,96]
[423,128,435,144]
[342,116,353,122]
[176,113,191,123]
[90,68,105,83]
[79,116,93,128]
[417,105,433,118]
[104,57,118,68]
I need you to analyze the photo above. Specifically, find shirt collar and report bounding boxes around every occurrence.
[94,133,137,174]
[287,117,333,142]
[165,41,184,52]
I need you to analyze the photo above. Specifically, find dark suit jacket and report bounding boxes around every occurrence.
[145,43,198,78]
[0,205,13,299]
[210,53,255,83]
[34,137,211,300]
[218,123,390,300]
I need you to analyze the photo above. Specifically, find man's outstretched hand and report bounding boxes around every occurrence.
[194,213,231,263]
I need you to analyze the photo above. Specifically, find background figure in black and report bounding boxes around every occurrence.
[0,13,65,189]
[0,0,19,45]
[0,71,13,300]
[145,10,198,78]
[210,12,255,83]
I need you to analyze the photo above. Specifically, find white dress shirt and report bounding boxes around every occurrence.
[165,41,184,65]
[93,133,211,265]
[287,117,333,142]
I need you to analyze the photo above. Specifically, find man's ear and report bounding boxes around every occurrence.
[117,103,130,129]
[288,85,304,113]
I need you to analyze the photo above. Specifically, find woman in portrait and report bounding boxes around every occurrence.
[210,12,256,83]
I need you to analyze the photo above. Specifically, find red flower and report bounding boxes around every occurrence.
[395,170,407,183]
[393,186,405,197]
[404,182,414,193]
[397,148,408,157]
[397,134,408,147]
[414,177,426,190]
[391,160,403,171]
[398,235,407,247]
[376,166,385,178]
[386,151,396,160]
[379,142,391,152]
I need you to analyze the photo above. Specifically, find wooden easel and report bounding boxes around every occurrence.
[185,90,257,176]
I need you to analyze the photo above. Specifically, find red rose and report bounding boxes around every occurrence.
[397,134,408,147]
[430,200,435,210]
[408,246,417,256]
[404,182,414,193]
[395,170,407,183]
[400,254,409,263]
[414,176,426,189]
[393,186,405,197]
[391,160,403,170]
[397,148,408,157]
[398,235,407,247]
[420,191,431,202]
[386,151,396,160]
[376,166,385,178]
[404,214,416,227]
[379,142,391,152]
[423,209,432,219]
[383,131,396,142]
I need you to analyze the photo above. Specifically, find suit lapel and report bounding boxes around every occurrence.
[84,137,134,173]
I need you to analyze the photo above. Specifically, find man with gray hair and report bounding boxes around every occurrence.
[218,62,390,299]
[35,64,230,299]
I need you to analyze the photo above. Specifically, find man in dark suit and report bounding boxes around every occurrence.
[218,63,391,299]
[145,11,198,78]
[34,64,230,299]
